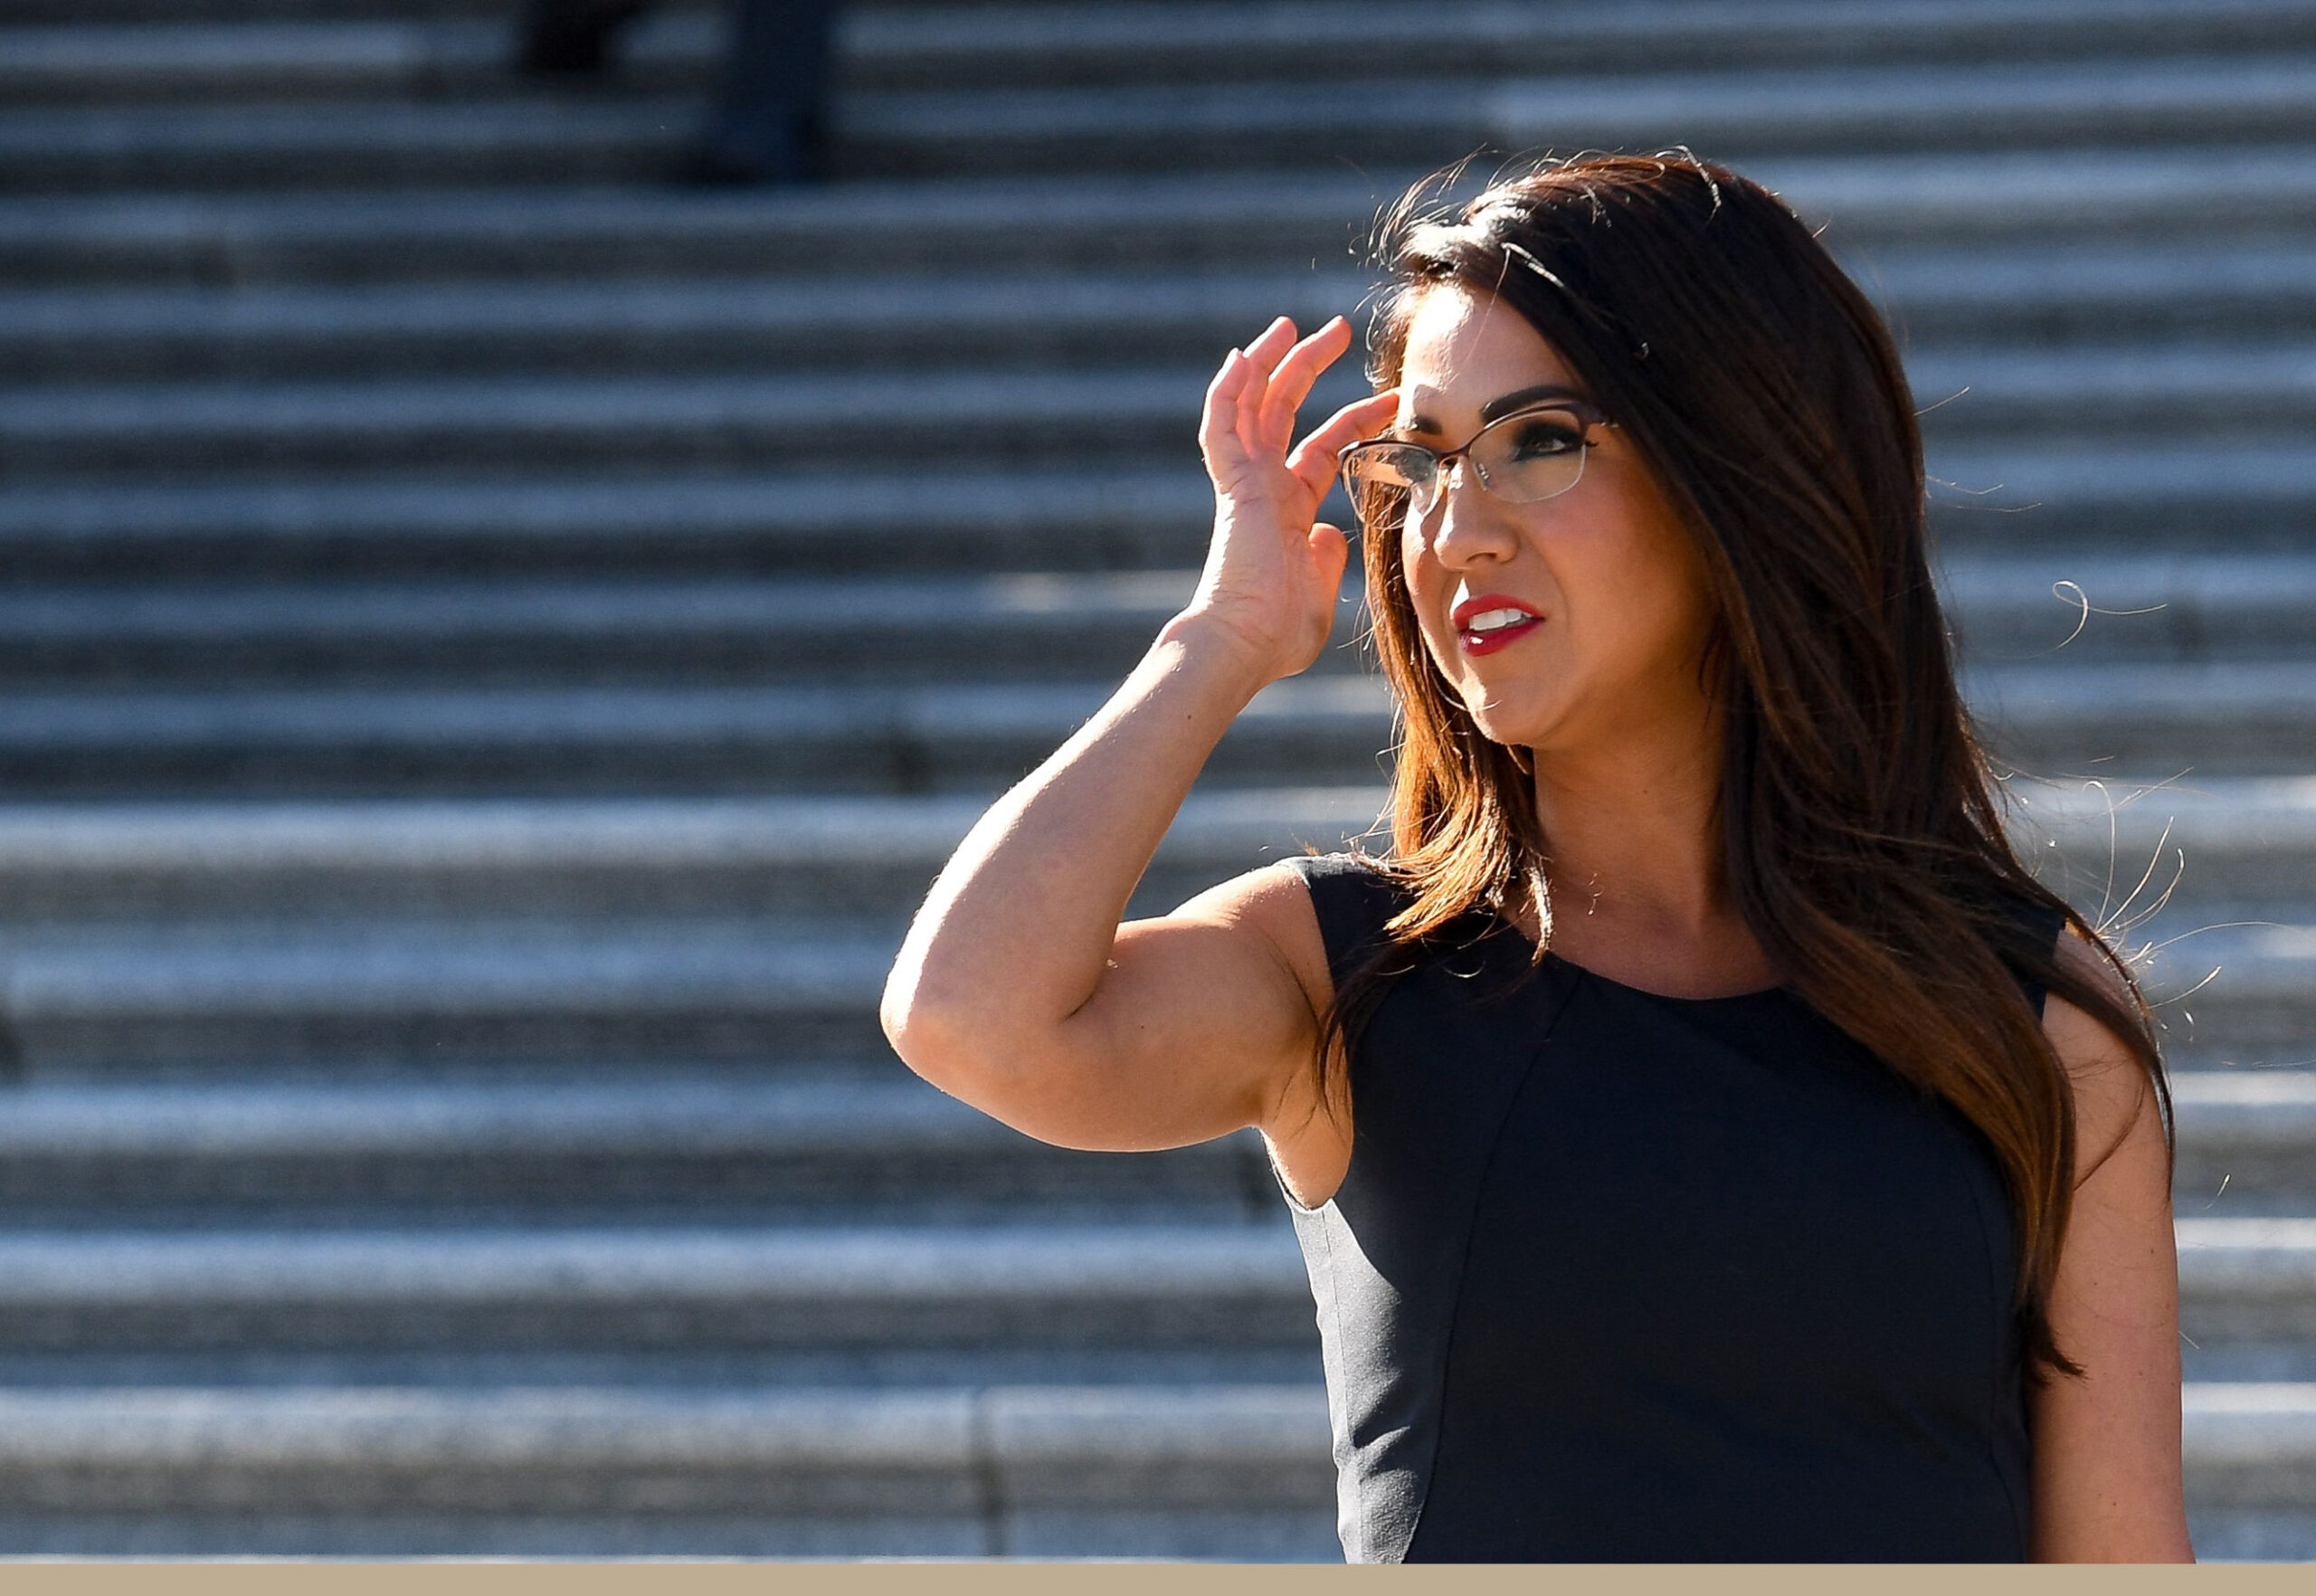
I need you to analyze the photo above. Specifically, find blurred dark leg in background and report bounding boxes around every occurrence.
[684,0,840,185]
[517,0,837,185]
[517,0,651,75]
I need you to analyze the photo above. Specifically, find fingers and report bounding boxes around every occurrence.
[1198,347,1255,469]
[1286,388,1401,498]
[1257,317,1355,451]
[1239,316,1299,372]
[1204,315,1369,484]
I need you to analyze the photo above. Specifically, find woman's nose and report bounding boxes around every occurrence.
[1427,465,1516,565]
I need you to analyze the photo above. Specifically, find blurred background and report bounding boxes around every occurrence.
[0,0,2312,1563]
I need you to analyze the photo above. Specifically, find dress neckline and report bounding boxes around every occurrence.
[1485,906,1792,1006]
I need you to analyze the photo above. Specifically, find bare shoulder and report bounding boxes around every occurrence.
[2026,919,2193,1560]
[952,857,1343,1158]
[2040,917,2163,1183]
[1163,856,1338,1024]
[1159,857,1353,1175]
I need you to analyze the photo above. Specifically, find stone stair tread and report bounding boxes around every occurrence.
[0,1373,2302,1452]
[0,94,690,157]
[0,14,717,107]
[0,905,2303,1079]
[0,666,2306,802]
[6,549,2315,643]
[0,271,1364,382]
[0,1379,1338,1553]
[0,1371,2289,1460]
[0,169,1383,281]
[0,1069,2291,1188]
[0,19,506,104]
[1,660,2311,734]
[0,469,1221,579]
[0,1072,1056,1158]
[0,1379,1327,1466]
[2,924,904,1012]
[847,53,2316,147]
[9,242,2316,378]
[13,57,2316,185]
[0,1222,1301,1297]
[13,148,2316,292]
[2,347,2306,473]
[17,0,2316,108]
[0,570,1204,645]
[0,1376,2283,1554]
[846,0,2316,85]
[0,787,1380,874]
[0,1214,2284,1303]
[0,775,2283,898]
[0,676,1364,739]
[0,445,2307,582]
[5,899,2296,987]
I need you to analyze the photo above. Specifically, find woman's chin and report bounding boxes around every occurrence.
[1460,699,1552,751]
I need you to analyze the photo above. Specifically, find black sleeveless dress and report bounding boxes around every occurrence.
[1276,851,2064,1563]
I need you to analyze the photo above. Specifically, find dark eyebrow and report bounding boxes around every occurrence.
[1402,382,1592,437]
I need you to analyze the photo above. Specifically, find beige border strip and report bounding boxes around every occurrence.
[0,1562,2297,1593]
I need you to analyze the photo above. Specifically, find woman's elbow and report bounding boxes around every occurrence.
[879,964,960,1080]
[881,961,1020,1098]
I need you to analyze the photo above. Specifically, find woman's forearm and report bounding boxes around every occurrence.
[879,609,1271,1072]
[880,313,1397,1088]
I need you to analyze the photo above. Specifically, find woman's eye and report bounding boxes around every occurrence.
[1507,422,1581,458]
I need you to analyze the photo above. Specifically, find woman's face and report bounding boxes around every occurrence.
[1391,282,1722,757]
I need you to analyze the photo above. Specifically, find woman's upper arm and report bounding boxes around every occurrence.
[914,860,1334,1155]
[2026,925,2196,1562]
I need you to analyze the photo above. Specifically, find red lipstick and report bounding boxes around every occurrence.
[1452,593,1545,656]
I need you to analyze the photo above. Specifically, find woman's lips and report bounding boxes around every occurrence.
[1457,613,1544,655]
[1451,594,1544,656]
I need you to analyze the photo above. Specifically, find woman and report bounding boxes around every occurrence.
[880,152,2190,1563]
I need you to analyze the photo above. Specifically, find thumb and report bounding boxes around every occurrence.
[1308,521,1352,584]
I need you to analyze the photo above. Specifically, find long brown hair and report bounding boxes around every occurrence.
[1315,151,2170,1383]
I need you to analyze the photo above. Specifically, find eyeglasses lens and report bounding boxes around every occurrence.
[1340,408,1590,532]
[1473,411,1590,503]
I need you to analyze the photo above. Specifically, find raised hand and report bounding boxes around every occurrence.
[1186,315,1401,685]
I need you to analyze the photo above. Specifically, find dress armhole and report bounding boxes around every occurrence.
[1275,851,1405,995]
[2000,897,2071,1023]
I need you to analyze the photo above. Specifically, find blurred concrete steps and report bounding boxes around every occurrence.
[0,789,1387,923]
[0,14,723,107]
[6,347,2313,482]
[0,572,1224,689]
[0,98,703,197]
[840,59,2316,179]
[7,152,2313,293]
[2,915,2304,1076]
[14,244,2316,385]
[0,1067,2303,1223]
[0,1383,1339,1559]
[0,1224,1317,1352]
[0,470,1226,581]
[0,1074,1269,1220]
[20,2,2316,106]
[15,56,2316,194]
[3,0,2313,1562]
[6,448,2316,586]
[0,778,2294,923]
[6,660,2316,797]
[0,673,1392,796]
[0,550,2309,695]
[0,272,1369,384]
